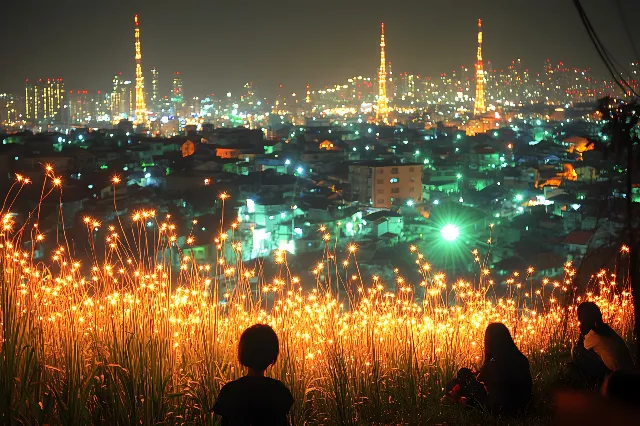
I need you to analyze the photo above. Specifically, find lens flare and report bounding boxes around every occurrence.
[440,224,460,241]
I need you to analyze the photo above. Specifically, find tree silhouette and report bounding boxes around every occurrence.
[598,96,640,362]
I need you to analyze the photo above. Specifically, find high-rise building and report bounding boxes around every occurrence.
[25,78,66,123]
[172,72,185,117]
[110,72,134,122]
[376,23,389,124]
[387,61,395,101]
[0,93,20,124]
[69,90,89,123]
[133,15,148,127]
[150,67,159,114]
[473,19,486,116]
[68,90,104,124]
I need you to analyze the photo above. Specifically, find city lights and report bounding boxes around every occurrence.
[440,223,460,241]
[2,4,639,424]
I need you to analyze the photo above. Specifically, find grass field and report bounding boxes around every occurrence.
[0,175,635,425]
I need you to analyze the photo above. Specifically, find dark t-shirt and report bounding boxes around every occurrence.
[478,352,532,414]
[213,376,294,426]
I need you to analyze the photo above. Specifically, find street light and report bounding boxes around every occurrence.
[406,199,414,207]
[440,224,460,242]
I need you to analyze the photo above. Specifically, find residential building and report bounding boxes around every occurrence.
[349,161,422,208]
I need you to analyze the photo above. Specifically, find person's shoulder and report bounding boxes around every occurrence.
[584,330,600,348]
[265,377,294,403]
[214,378,244,416]
[519,350,530,365]
[265,377,292,392]
[216,378,241,399]
[220,377,243,389]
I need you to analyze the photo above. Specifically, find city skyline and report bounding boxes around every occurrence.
[2,0,640,97]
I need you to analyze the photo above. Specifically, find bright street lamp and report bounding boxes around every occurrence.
[440,224,460,242]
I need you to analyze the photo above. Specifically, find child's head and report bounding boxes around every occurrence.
[577,301,603,335]
[238,324,280,371]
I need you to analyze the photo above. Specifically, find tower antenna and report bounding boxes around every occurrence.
[134,14,149,128]
[377,23,389,125]
[473,18,486,116]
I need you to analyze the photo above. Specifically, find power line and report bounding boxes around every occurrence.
[616,0,640,65]
[573,0,639,98]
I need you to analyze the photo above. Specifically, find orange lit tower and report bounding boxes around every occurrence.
[134,14,148,127]
[473,18,486,116]
[377,23,389,124]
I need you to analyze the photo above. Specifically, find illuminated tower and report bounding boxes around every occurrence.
[305,84,311,104]
[473,19,486,116]
[377,23,389,124]
[134,14,148,127]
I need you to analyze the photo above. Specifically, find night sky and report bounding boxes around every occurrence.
[1,0,639,98]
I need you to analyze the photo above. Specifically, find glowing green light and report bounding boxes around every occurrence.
[406,200,414,207]
[440,224,460,242]
[515,194,523,202]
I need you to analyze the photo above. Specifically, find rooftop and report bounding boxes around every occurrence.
[364,210,402,221]
[349,160,422,168]
[562,230,594,246]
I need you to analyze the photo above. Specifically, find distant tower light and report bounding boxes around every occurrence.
[473,18,487,116]
[133,14,149,127]
[377,23,389,125]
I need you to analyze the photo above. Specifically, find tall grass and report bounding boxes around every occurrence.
[0,173,635,425]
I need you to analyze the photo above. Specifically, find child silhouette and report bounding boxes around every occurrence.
[213,324,294,425]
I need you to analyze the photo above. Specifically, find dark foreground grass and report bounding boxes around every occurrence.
[341,355,567,426]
